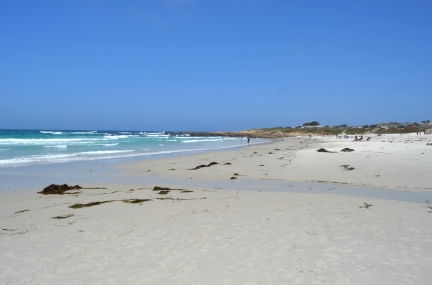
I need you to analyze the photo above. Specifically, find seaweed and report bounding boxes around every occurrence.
[123,199,152,204]
[316,148,334,153]
[158,190,170,195]
[230,177,237,180]
[38,184,82,195]
[341,164,355,171]
[359,203,373,209]
[190,162,219,170]
[180,190,193,193]
[14,209,29,214]
[153,186,171,191]
[52,213,74,219]
[341,148,354,152]
[69,200,113,209]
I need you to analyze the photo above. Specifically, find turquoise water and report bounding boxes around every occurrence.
[0,129,267,167]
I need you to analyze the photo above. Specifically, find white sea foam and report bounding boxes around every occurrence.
[176,136,222,140]
[0,150,134,166]
[70,131,98,135]
[182,139,223,143]
[103,135,130,139]
[0,139,269,167]
[0,149,10,151]
[40,131,63,135]
[44,145,67,148]
[0,138,99,145]
[147,135,170,138]
[79,150,134,155]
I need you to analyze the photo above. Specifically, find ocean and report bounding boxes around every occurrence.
[0,129,267,168]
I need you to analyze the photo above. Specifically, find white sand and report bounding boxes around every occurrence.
[121,133,432,192]
[1,133,432,284]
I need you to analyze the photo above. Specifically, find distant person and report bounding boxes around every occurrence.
[247,136,250,145]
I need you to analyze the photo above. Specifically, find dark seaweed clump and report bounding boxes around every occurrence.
[52,213,74,219]
[123,199,152,204]
[69,201,113,209]
[190,162,219,170]
[38,184,82,195]
[153,186,171,191]
[316,148,336,153]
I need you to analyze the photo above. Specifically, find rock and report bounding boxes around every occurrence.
[341,148,354,152]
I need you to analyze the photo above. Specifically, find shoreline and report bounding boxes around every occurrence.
[116,133,432,193]
[1,133,432,284]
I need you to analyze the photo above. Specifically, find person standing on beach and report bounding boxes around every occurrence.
[247,136,250,145]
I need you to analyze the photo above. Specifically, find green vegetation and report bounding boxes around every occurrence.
[303,121,320,126]
[257,124,428,136]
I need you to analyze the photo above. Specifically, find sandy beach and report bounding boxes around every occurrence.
[1,133,432,284]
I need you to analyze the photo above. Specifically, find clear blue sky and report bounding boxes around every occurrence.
[1,0,431,131]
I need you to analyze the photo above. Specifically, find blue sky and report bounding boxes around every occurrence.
[1,0,431,131]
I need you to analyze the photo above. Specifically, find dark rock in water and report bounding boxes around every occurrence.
[38,184,82,195]
[224,162,231,165]
[316,148,330,153]
[158,190,170,195]
[230,177,237,180]
[341,148,355,152]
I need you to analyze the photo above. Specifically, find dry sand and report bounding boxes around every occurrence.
[1,133,432,284]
